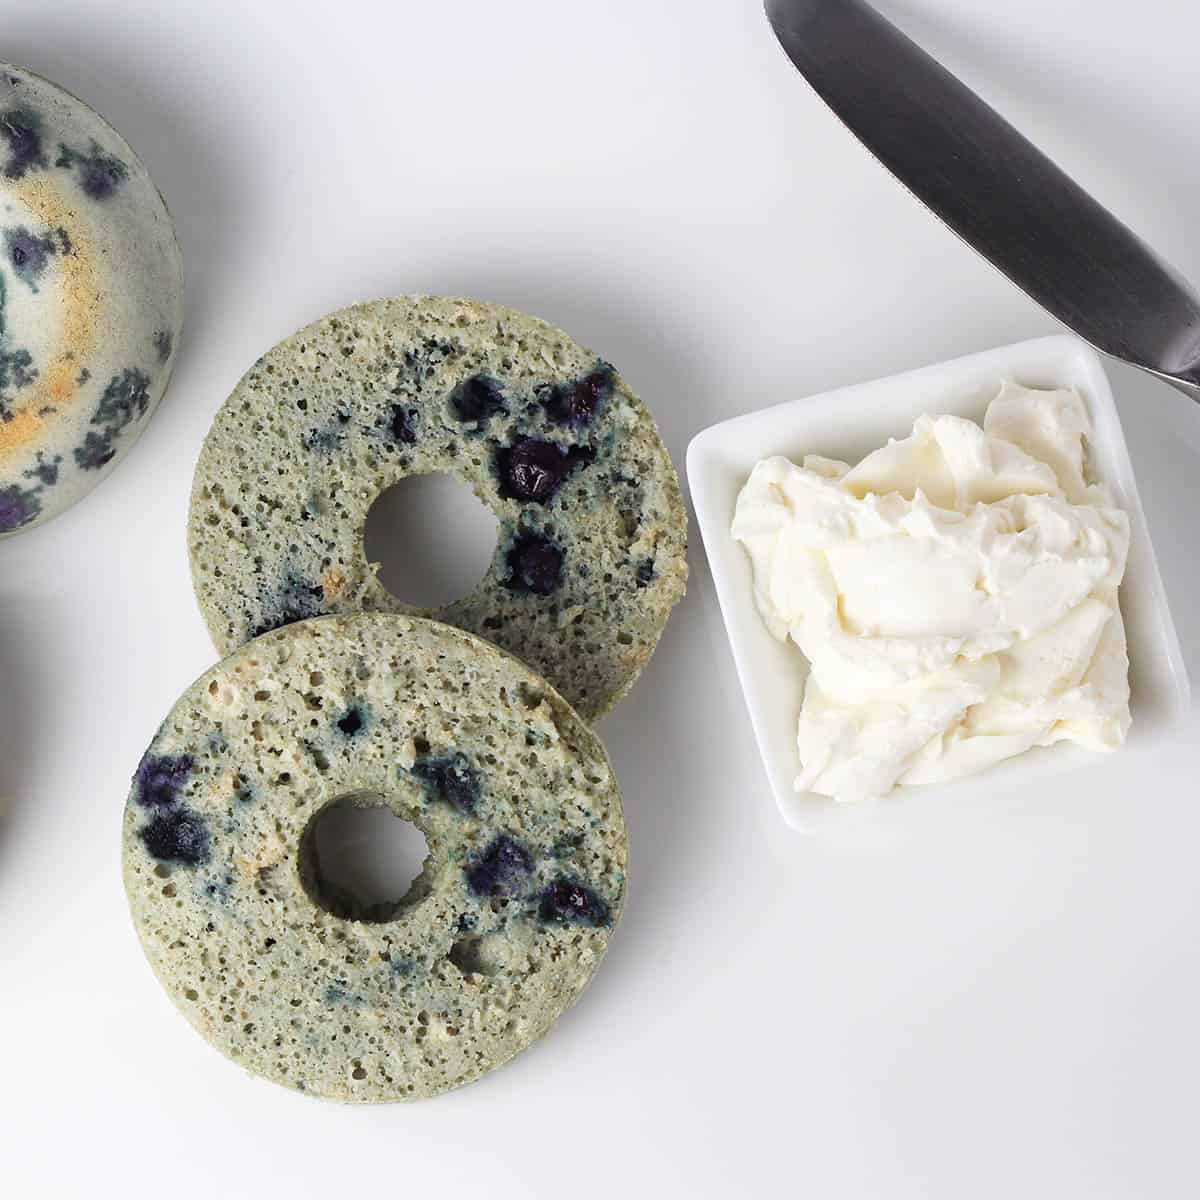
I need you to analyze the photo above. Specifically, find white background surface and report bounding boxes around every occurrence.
[2,1,1199,1196]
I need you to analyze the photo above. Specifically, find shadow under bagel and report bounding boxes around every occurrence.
[0,606,39,867]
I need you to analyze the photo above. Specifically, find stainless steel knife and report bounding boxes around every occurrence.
[764,0,1200,403]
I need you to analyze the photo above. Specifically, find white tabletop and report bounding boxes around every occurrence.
[2,1,1199,1196]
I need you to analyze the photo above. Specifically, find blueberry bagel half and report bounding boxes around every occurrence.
[187,297,687,720]
[122,613,627,1102]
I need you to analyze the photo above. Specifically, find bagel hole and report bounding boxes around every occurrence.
[299,794,431,923]
[363,473,498,608]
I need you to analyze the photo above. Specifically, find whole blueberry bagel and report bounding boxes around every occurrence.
[0,64,183,537]
[122,613,627,1102]
[187,297,688,720]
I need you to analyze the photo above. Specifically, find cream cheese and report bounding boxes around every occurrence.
[731,382,1131,803]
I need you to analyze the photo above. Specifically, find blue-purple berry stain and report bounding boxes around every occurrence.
[412,751,481,814]
[139,807,210,866]
[389,403,417,446]
[5,226,59,291]
[506,532,563,595]
[544,363,615,428]
[539,878,609,926]
[450,374,507,426]
[55,139,128,200]
[135,752,194,808]
[0,481,38,530]
[132,751,211,867]
[25,450,59,486]
[72,367,152,470]
[250,575,325,639]
[0,107,45,179]
[0,273,36,423]
[497,437,594,504]
[465,835,534,898]
[336,705,367,738]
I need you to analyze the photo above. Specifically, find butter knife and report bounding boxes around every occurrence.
[765,0,1200,403]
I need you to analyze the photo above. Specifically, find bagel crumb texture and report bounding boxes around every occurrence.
[186,296,687,720]
[122,614,627,1102]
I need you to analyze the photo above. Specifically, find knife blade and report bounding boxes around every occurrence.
[765,0,1200,400]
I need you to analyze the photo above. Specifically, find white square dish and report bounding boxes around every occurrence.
[687,336,1191,830]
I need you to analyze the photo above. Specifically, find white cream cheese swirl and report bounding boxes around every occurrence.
[732,383,1131,803]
